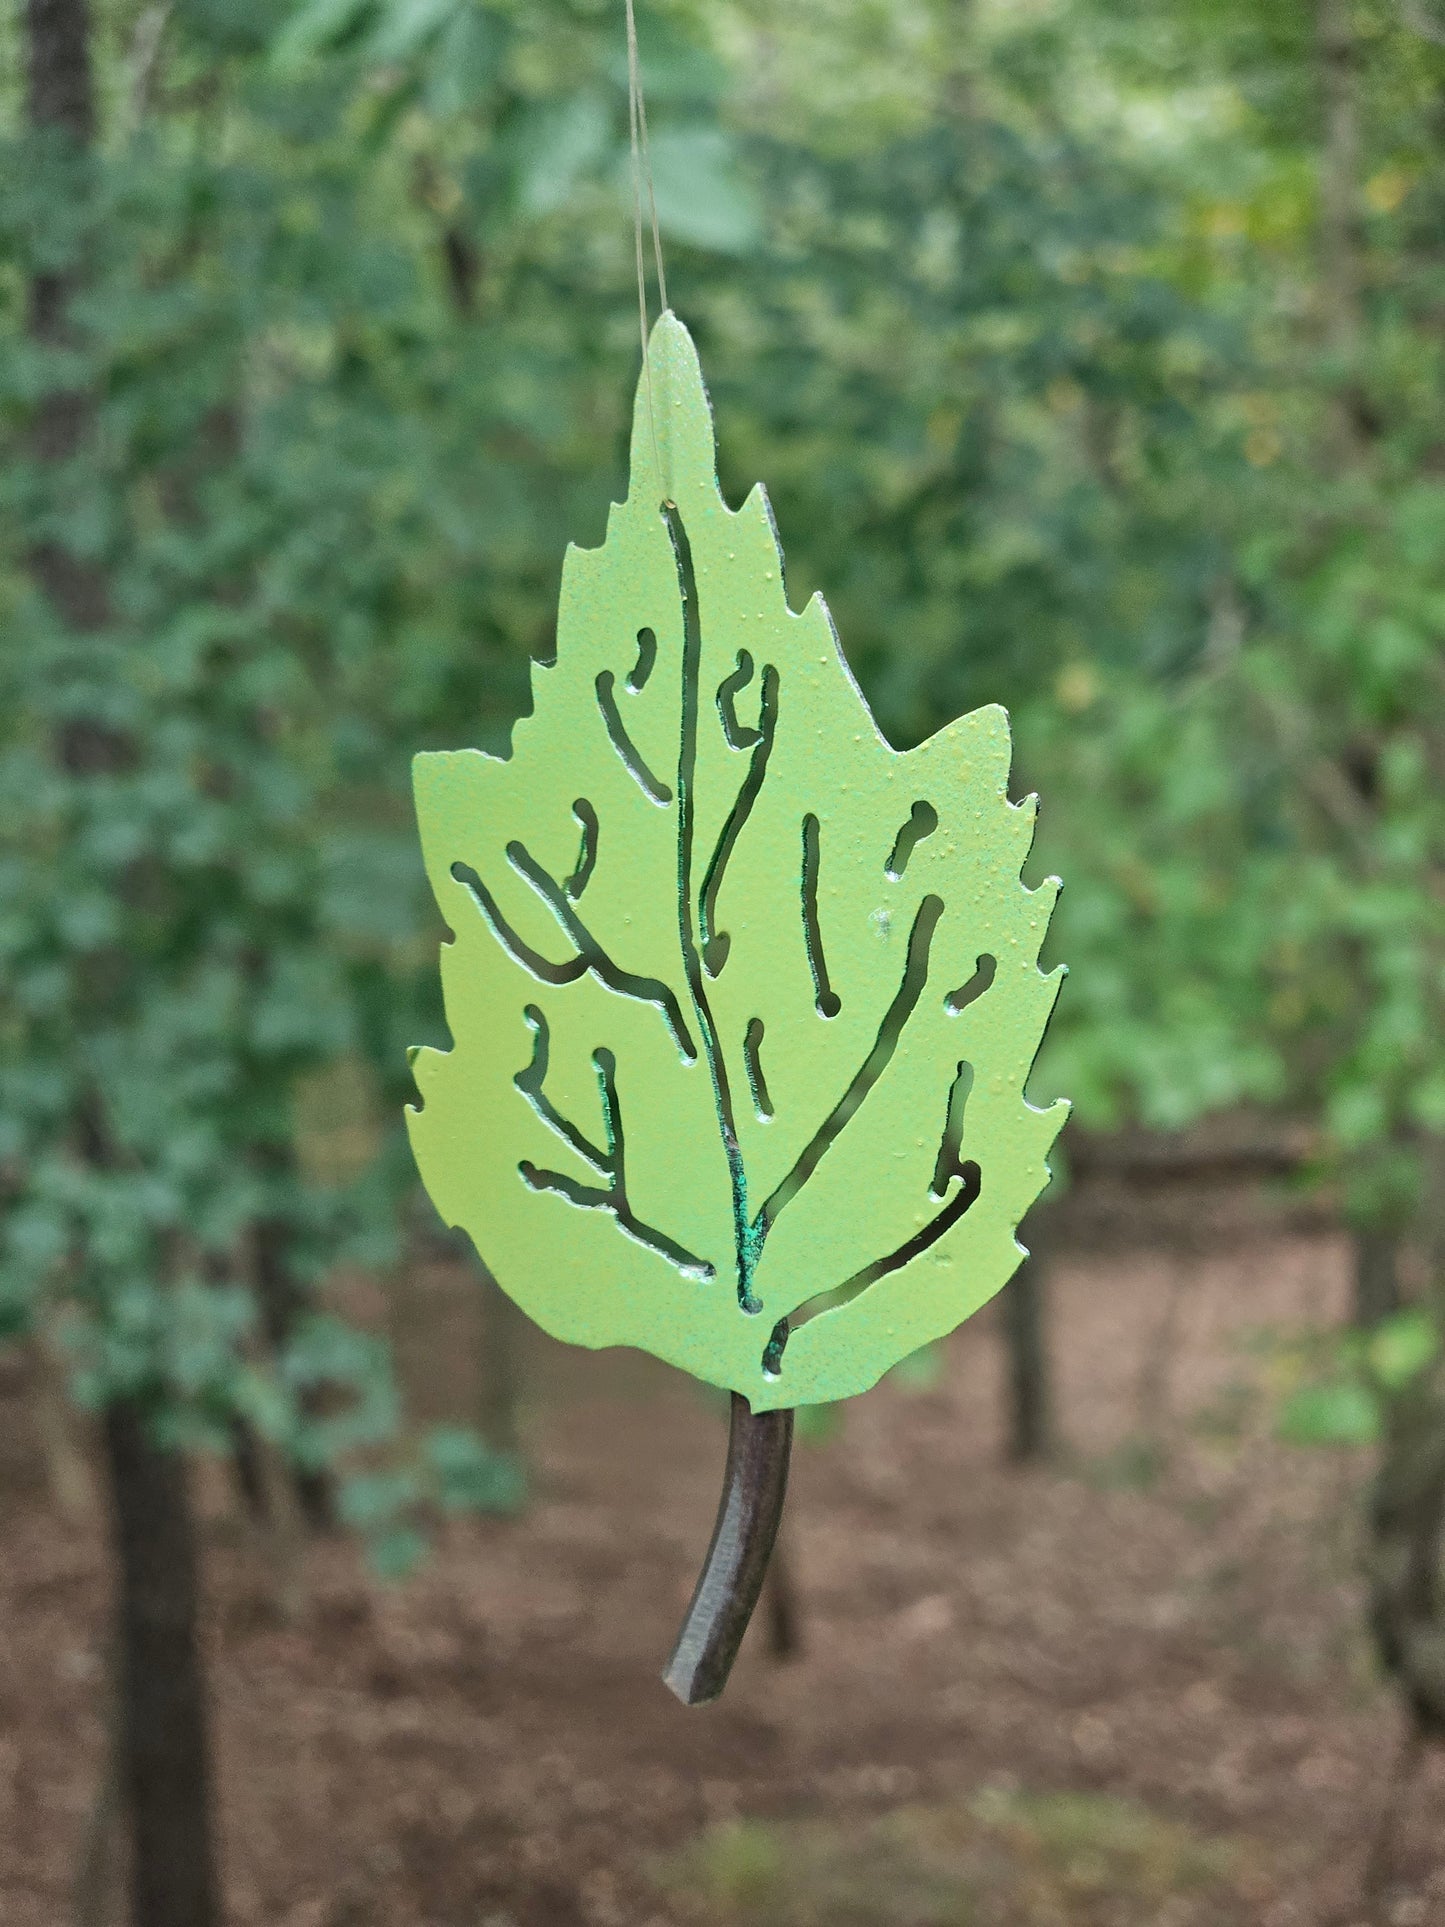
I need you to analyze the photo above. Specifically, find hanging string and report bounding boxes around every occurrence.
[625,0,669,500]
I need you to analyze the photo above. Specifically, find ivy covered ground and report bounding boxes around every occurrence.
[2,1188,1438,1927]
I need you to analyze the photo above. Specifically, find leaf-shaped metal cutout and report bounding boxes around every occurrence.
[407,314,1068,1411]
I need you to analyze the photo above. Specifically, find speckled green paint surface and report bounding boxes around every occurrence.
[406,313,1068,1410]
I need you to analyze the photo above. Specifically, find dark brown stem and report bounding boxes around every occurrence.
[663,1393,793,1706]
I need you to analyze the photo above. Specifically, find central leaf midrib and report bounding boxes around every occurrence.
[664,500,946,1343]
[665,502,761,1317]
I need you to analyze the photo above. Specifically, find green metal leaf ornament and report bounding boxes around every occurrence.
[406,313,1068,1417]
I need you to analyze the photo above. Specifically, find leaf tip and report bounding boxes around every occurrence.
[630,310,719,508]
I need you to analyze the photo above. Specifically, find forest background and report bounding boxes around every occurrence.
[3,0,1445,1922]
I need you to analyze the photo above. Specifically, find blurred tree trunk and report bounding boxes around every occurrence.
[1319,0,1401,1358]
[1366,1365,1445,1732]
[252,1203,335,1531]
[214,1201,313,1609]
[1317,0,1363,355]
[229,1410,269,1517]
[478,1267,524,1462]
[1352,1227,1401,1329]
[764,1529,801,1659]
[1361,1140,1445,1897]
[25,5,221,1925]
[1004,1204,1056,1463]
[25,0,104,643]
[25,0,94,134]
[1361,1352,1442,1900]
[1421,1138,1445,1284]
[104,1405,220,1927]
[1319,0,1445,1866]
[225,1286,307,1626]
[1317,0,1376,450]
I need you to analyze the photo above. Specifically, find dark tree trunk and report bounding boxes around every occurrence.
[1316,0,1380,447]
[478,1268,524,1462]
[1316,0,1363,358]
[1365,1361,1445,1776]
[24,0,108,650]
[25,0,95,140]
[764,1531,801,1660]
[1362,1144,1445,1775]
[25,6,222,1922]
[1353,1227,1401,1329]
[253,1211,334,1531]
[228,1411,269,1517]
[103,1404,221,1927]
[1004,1206,1056,1463]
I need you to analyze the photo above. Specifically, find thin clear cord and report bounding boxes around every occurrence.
[625,0,669,500]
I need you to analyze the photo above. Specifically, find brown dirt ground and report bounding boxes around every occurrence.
[3,1193,1443,1927]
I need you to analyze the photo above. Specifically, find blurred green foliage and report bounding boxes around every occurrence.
[2,0,1443,1499]
[1278,1305,1441,1446]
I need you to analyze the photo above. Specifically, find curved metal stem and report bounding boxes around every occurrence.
[662,1393,794,1705]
